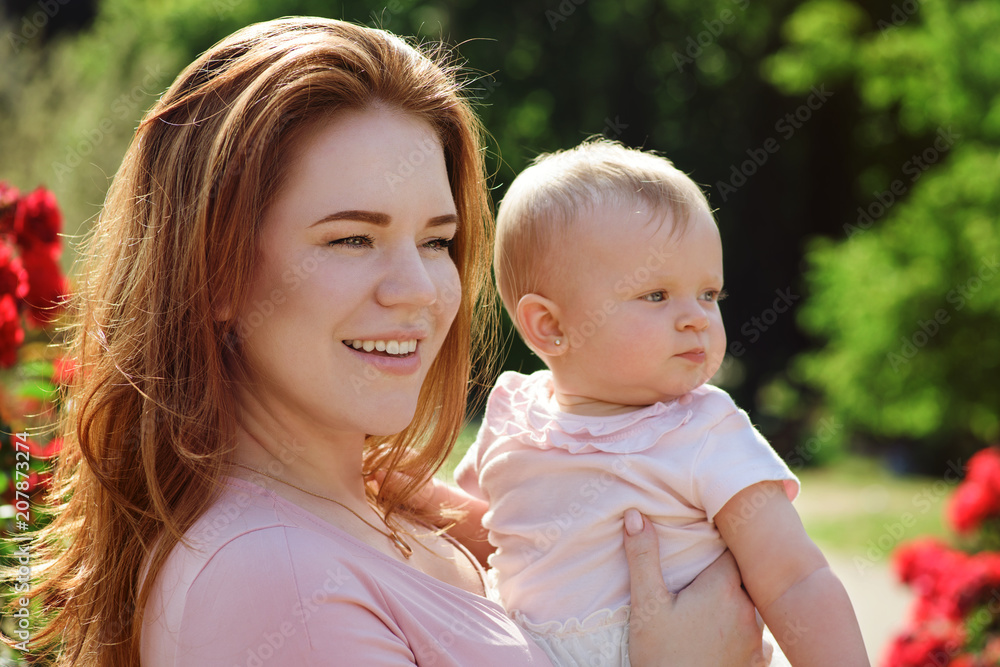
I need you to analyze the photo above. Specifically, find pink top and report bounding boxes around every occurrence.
[140,477,552,666]
[455,370,800,627]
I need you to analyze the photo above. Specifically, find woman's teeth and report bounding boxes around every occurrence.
[344,339,418,355]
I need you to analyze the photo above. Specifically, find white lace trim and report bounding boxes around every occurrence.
[509,604,630,636]
[488,371,694,454]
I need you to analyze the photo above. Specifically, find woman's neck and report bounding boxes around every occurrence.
[231,389,369,504]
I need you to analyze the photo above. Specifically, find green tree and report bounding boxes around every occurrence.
[764,0,1000,464]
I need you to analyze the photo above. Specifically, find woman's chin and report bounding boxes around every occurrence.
[362,406,419,437]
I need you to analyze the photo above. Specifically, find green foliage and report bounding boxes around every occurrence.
[794,147,1000,444]
[765,0,1000,457]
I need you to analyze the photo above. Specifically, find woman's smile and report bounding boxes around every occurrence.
[342,335,425,376]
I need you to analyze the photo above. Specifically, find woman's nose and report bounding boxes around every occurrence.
[375,245,438,308]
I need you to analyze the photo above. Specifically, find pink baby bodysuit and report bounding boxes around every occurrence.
[141,476,553,666]
[455,370,800,666]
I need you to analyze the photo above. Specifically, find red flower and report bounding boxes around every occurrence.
[0,293,24,368]
[13,186,62,252]
[52,356,77,384]
[0,241,29,299]
[949,480,1000,533]
[945,551,1000,617]
[19,244,68,326]
[948,448,1000,534]
[28,436,63,459]
[883,626,961,667]
[0,181,19,236]
[967,448,1000,492]
[894,539,972,622]
[895,539,963,585]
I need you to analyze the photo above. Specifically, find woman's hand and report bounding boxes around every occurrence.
[623,509,772,667]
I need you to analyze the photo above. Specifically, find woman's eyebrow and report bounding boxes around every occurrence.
[428,214,459,227]
[309,211,459,227]
[310,210,390,226]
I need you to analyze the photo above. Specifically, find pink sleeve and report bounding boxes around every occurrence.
[455,372,521,500]
[453,435,484,500]
[172,527,418,665]
[691,409,800,522]
[454,422,492,501]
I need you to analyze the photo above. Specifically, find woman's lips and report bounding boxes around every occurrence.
[345,344,423,375]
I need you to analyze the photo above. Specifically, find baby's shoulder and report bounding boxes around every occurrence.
[684,384,743,423]
[482,370,550,416]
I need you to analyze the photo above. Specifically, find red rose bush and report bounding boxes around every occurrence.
[0,182,68,339]
[0,180,70,507]
[886,447,1000,667]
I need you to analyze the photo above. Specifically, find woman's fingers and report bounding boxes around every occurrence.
[623,508,678,667]
[623,508,674,622]
[623,510,771,667]
[682,550,770,666]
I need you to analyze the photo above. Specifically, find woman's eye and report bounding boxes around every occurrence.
[424,237,455,251]
[329,234,375,248]
[641,291,667,302]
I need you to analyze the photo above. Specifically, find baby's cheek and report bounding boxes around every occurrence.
[707,329,728,374]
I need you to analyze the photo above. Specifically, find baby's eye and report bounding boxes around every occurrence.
[641,291,667,303]
[423,237,455,251]
[702,289,728,302]
[329,234,375,248]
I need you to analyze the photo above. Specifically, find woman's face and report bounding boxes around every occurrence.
[236,107,461,437]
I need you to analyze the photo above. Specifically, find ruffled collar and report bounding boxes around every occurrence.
[485,370,694,455]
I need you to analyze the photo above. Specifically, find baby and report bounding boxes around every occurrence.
[454,139,869,666]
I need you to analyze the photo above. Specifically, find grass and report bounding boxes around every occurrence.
[439,428,954,557]
[794,456,953,556]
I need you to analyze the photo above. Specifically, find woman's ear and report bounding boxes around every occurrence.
[516,293,568,356]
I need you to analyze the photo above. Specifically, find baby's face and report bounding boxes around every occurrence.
[550,202,726,410]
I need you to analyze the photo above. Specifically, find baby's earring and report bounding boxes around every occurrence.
[554,338,562,347]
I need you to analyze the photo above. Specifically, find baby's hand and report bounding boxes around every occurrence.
[368,470,441,513]
[370,470,494,566]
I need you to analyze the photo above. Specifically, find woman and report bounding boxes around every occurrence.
[28,17,769,665]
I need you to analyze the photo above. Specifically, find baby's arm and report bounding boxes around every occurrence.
[417,477,493,567]
[716,481,870,667]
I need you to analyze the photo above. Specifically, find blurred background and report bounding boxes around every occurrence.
[1,0,998,662]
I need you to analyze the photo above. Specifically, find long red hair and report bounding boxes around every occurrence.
[23,17,495,665]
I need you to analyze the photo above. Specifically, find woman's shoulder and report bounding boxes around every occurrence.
[140,478,406,664]
[150,477,383,592]
[141,478,554,666]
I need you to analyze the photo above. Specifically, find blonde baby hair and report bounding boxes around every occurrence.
[494,138,713,323]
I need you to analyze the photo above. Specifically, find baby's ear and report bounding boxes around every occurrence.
[516,293,567,356]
